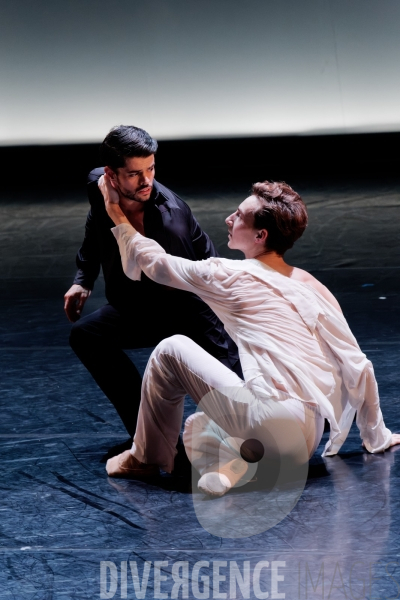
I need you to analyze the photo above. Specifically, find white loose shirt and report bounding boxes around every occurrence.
[112,223,392,456]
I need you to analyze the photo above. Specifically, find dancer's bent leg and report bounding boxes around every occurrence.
[131,335,245,473]
[107,335,324,495]
[70,305,145,437]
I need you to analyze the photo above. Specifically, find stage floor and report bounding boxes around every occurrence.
[1,177,400,599]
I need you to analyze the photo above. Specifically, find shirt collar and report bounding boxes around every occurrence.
[150,180,181,212]
[150,179,161,202]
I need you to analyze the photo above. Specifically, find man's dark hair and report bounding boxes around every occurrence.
[251,181,308,255]
[99,125,158,170]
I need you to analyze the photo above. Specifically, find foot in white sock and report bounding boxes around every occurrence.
[197,458,249,497]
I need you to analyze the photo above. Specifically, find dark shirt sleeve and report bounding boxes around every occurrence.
[188,210,220,259]
[73,207,101,290]
[72,169,104,289]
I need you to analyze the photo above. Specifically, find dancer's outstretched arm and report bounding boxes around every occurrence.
[98,174,227,300]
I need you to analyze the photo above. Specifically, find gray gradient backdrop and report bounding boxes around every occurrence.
[1,0,400,144]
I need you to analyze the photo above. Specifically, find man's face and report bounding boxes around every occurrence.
[105,154,155,205]
[225,195,263,255]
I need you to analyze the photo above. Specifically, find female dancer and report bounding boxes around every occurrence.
[100,175,400,497]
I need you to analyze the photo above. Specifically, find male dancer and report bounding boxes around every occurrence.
[64,125,240,457]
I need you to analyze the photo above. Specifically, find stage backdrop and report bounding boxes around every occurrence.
[1,0,399,144]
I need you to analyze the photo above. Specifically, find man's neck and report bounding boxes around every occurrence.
[118,200,145,235]
[253,251,294,277]
[120,198,146,217]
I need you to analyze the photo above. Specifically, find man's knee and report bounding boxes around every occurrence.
[69,319,88,352]
[69,305,116,350]
[69,314,102,351]
[153,335,193,360]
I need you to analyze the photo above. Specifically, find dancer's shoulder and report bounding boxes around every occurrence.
[291,268,342,313]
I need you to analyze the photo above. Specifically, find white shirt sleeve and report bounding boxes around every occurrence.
[111,222,217,296]
[315,306,392,455]
[355,363,392,453]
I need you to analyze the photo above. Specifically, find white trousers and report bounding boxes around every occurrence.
[130,335,324,474]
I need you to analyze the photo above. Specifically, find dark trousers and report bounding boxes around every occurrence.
[69,304,242,437]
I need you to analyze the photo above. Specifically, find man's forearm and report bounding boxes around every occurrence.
[73,269,95,291]
[75,245,100,289]
[106,204,131,227]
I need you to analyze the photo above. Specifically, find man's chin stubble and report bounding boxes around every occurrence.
[121,191,152,204]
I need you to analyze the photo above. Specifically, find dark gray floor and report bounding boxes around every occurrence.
[1,178,400,599]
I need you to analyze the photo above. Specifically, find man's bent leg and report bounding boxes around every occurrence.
[131,335,246,473]
[69,305,144,437]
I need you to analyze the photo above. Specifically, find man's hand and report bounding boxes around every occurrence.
[64,284,91,322]
[389,434,400,448]
[98,174,130,226]
[362,433,400,452]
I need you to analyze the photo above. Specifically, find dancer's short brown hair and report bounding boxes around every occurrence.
[251,181,308,255]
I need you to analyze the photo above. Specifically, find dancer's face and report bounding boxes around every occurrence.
[225,195,266,257]
[105,155,155,206]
